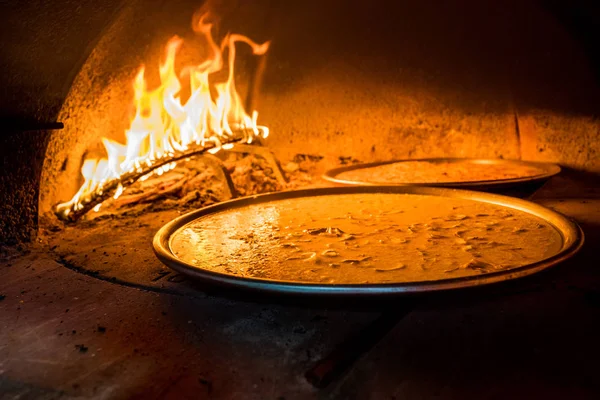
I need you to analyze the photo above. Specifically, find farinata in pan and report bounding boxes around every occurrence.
[168,193,563,284]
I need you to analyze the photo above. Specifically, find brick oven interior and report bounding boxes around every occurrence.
[1,0,599,398]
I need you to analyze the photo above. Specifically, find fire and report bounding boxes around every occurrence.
[56,14,270,218]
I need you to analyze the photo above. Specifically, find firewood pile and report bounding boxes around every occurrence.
[70,152,320,221]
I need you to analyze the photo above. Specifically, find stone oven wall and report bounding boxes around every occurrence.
[38,0,600,213]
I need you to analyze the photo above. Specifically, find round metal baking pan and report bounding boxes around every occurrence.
[323,158,561,191]
[153,186,583,297]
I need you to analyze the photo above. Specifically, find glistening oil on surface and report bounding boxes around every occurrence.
[169,194,562,284]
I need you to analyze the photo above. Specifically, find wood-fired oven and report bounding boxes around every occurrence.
[1,1,599,398]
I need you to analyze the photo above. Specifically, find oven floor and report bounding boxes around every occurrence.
[1,173,599,399]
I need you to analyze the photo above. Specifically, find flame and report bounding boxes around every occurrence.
[57,14,270,217]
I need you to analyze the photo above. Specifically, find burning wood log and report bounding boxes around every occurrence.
[55,137,245,222]
[111,173,186,208]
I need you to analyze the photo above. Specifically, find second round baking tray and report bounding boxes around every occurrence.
[322,158,561,192]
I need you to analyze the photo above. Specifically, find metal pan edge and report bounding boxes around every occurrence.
[153,186,583,297]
